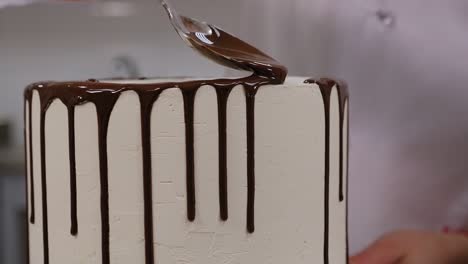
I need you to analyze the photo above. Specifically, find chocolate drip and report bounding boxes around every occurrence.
[306,78,349,203]
[94,95,119,264]
[182,88,198,221]
[23,95,30,264]
[138,91,162,264]
[68,106,78,236]
[345,107,350,264]
[23,83,121,264]
[39,103,51,264]
[24,89,35,224]
[244,88,257,233]
[304,78,349,264]
[320,85,331,264]
[336,87,348,202]
[215,86,234,221]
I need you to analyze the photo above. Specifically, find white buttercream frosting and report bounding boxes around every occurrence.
[26,77,348,264]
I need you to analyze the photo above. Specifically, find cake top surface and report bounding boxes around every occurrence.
[24,77,348,112]
[27,76,325,88]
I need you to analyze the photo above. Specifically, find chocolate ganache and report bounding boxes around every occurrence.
[305,78,349,264]
[24,10,348,264]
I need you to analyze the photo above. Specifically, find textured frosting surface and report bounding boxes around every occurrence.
[25,76,348,264]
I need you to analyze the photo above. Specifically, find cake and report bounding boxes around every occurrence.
[24,6,349,263]
[24,76,348,264]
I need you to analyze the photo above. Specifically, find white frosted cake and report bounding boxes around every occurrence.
[24,76,349,264]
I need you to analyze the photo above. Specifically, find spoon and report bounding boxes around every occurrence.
[160,0,212,44]
[159,0,287,83]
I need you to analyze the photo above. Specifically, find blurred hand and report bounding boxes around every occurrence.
[350,230,468,264]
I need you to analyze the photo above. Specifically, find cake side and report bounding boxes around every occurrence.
[24,77,349,264]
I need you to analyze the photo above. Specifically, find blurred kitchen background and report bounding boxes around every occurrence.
[1,0,468,263]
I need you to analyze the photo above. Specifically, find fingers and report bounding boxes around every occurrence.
[350,232,406,264]
[350,231,423,264]
[445,234,468,263]
[403,232,468,264]
[351,230,468,264]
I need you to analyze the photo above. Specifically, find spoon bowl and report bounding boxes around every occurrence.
[159,0,287,83]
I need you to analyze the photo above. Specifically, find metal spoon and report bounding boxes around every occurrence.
[160,0,218,49]
[159,0,287,82]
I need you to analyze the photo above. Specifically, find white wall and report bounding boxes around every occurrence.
[0,0,242,145]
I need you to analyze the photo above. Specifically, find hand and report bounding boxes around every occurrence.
[350,230,468,264]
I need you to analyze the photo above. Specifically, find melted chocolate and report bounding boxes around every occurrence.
[215,86,233,221]
[346,111,350,264]
[23,98,30,264]
[186,26,287,84]
[342,81,350,264]
[245,88,256,233]
[39,102,50,263]
[304,78,349,264]
[24,91,35,224]
[138,90,162,264]
[68,106,78,236]
[24,73,280,264]
[182,88,197,221]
